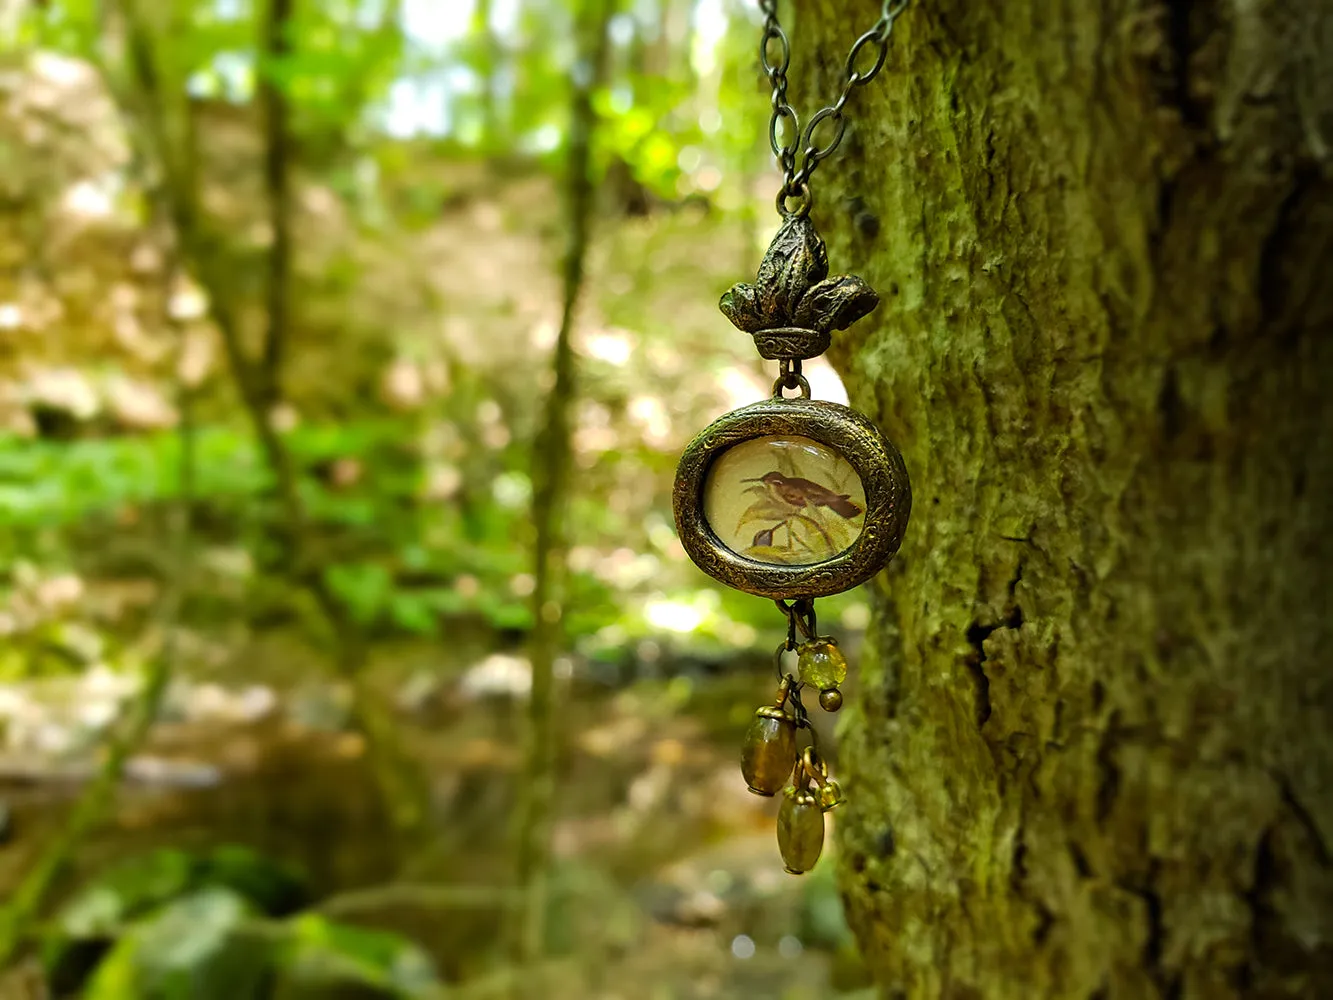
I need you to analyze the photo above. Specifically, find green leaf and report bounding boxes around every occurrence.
[388,592,440,636]
[197,846,309,917]
[52,849,195,941]
[275,914,439,998]
[324,561,394,624]
[735,497,791,533]
[82,888,271,1000]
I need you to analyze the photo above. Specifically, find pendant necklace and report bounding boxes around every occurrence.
[673,1,913,875]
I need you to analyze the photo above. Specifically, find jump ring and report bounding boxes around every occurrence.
[771,373,812,398]
[774,181,812,219]
[801,746,828,785]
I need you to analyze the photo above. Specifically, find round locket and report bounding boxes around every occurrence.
[673,396,911,599]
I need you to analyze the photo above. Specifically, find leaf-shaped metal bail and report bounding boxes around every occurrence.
[719,281,764,334]
[719,216,879,363]
[792,275,880,334]
[754,216,830,325]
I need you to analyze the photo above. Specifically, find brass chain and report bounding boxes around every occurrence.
[759,0,911,217]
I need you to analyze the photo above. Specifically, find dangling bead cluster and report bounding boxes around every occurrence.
[740,599,848,874]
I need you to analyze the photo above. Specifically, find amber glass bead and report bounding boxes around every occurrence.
[798,639,847,692]
[741,707,796,796]
[778,787,825,874]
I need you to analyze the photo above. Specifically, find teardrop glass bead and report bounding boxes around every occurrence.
[741,707,796,796]
[777,787,825,874]
[798,639,847,692]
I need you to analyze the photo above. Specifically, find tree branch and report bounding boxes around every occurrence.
[259,0,293,398]
[510,0,619,967]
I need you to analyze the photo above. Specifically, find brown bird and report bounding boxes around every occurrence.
[743,471,863,518]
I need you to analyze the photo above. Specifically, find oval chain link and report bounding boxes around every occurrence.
[759,0,911,216]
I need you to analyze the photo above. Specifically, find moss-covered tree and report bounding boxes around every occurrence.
[796,2,1333,996]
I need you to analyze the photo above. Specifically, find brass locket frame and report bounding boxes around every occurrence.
[673,395,911,599]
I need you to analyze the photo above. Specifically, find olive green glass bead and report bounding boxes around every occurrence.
[741,707,796,796]
[777,787,825,874]
[798,639,847,692]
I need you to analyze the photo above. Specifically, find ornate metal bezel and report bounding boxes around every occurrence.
[673,396,911,599]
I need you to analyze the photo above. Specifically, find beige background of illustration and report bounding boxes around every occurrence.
[703,435,866,566]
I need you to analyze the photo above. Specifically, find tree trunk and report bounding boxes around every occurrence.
[794,2,1333,997]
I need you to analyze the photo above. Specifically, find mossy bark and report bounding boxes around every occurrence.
[795,2,1333,997]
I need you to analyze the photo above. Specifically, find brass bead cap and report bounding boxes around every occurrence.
[818,778,846,813]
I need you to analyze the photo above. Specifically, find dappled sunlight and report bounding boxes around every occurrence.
[581,328,634,366]
[643,594,710,634]
[58,178,117,219]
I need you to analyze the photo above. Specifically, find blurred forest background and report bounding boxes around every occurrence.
[0,0,887,998]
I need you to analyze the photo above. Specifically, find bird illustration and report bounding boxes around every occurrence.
[743,471,863,519]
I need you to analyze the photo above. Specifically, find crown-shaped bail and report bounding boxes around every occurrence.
[719,215,880,362]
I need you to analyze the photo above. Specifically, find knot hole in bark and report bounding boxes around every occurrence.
[963,601,1024,730]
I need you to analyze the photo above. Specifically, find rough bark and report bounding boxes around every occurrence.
[794,2,1333,997]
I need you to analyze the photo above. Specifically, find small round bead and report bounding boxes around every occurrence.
[818,687,843,712]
